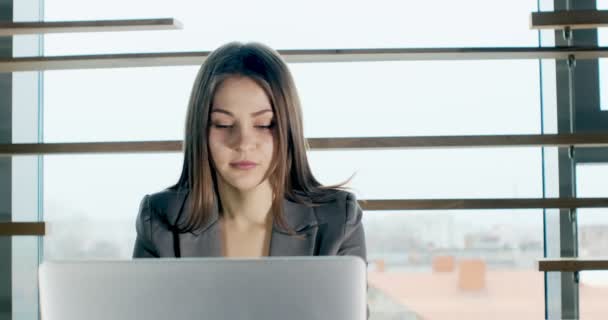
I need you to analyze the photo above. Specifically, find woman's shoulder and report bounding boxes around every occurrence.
[139,186,189,222]
[147,186,188,206]
[309,190,362,226]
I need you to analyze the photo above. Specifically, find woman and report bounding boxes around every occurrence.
[132,42,366,262]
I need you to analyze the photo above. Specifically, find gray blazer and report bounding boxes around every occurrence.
[132,188,366,261]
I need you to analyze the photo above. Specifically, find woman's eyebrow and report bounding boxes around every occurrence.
[211,108,273,117]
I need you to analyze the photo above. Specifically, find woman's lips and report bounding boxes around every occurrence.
[230,161,257,170]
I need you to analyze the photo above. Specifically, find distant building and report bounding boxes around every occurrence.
[464,232,505,250]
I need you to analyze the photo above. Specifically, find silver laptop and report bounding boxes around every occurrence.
[39,256,366,320]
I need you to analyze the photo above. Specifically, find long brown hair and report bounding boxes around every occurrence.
[172,42,349,233]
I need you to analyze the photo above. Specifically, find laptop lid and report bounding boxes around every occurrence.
[39,256,366,320]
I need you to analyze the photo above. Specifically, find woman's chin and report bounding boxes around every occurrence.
[224,179,266,193]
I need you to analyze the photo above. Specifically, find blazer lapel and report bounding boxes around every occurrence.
[269,198,320,256]
[179,223,222,257]
[170,189,320,257]
[169,189,222,257]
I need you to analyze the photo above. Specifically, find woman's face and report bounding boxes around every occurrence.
[209,76,275,193]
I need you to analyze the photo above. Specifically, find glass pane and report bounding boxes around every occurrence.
[43,0,539,57]
[537,0,555,47]
[295,61,540,137]
[42,2,547,319]
[44,148,543,260]
[309,148,542,199]
[12,237,39,320]
[43,153,182,259]
[593,1,607,111]
[43,67,195,143]
[11,155,41,320]
[45,61,541,143]
[43,149,544,320]
[7,0,44,316]
[576,164,608,319]
[365,210,544,319]
[600,61,608,111]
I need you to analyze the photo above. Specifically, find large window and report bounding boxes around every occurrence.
[2,0,593,319]
[43,0,539,55]
[576,164,608,318]
[41,1,547,319]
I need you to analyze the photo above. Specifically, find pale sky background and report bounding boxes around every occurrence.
[30,0,608,270]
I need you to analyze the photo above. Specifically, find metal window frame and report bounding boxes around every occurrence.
[0,1,44,320]
[2,134,608,155]
[531,10,608,30]
[0,18,182,36]
[0,1,12,318]
[4,47,608,72]
[543,0,608,319]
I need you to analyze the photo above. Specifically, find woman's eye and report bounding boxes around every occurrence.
[256,123,275,129]
[211,122,273,130]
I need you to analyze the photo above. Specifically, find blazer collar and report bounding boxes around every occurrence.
[275,196,319,233]
[170,189,319,236]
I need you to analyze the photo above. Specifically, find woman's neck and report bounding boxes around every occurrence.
[217,179,273,228]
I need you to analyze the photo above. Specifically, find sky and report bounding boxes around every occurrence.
[22,0,607,267]
[34,0,608,246]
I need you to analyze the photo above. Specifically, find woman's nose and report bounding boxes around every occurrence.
[233,126,256,152]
